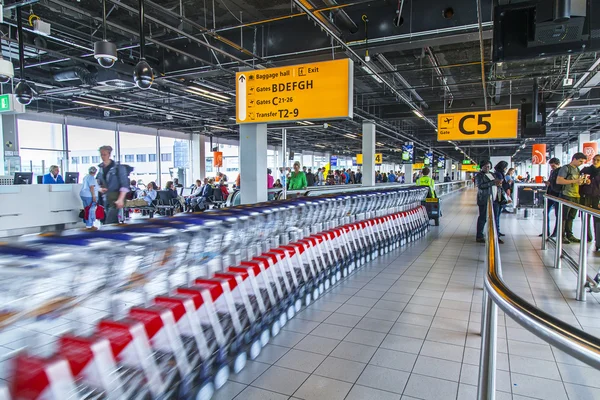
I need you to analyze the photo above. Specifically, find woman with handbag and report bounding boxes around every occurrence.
[493,161,511,237]
[475,160,504,244]
[79,166,98,230]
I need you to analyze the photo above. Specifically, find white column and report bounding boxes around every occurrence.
[191,134,206,181]
[579,132,591,152]
[554,144,564,165]
[239,123,268,204]
[404,164,414,183]
[445,160,452,179]
[362,121,376,186]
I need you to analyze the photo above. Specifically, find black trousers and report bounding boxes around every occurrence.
[477,202,500,239]
[561,195,580,237]
[581,195,600,241]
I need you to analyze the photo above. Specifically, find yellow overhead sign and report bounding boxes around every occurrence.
[356,154,363,165]
[375,153,382,165]
[437,109,518,141]
[412,163,425,170]
[236,59,354,124]
[460,164,480,172]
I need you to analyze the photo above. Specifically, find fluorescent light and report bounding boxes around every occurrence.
[376,142,385,146]
[361,65,383,84]
[73,100,121,111]
[558,98,571,109]
[185,88,230,103]
[205,125,231,131]
[302,121,314,125]
[412,109,424,119]
[315,144,326,148]
[187,86,230,100]
[344,133,357,139]
[297,121,310,126]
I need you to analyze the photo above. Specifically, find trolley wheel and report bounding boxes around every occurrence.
[214,365,229,390]
[233,352,247,374]
[434,218,440,226]
[195,381,215,400]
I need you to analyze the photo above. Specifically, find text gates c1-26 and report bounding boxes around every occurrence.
[437,109,518,141]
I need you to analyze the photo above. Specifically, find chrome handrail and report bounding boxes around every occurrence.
[478,197,600,399]
[542,194,600,300]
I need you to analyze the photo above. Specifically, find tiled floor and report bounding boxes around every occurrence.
[212,189,600,400]
[1,189,599,399]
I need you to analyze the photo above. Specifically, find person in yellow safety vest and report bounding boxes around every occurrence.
[416,167,436,198]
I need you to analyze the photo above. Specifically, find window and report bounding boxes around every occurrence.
[119,132,158,185]
[161,153,172,162]
[160,135,190,186]
[81,156,89,164]
[17,119,65,177]
[125,155,134,163]
[67,126,115,174]
[92,156,100,163]
[72,157,79,164]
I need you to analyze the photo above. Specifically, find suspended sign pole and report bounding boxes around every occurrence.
[282,127,287,200]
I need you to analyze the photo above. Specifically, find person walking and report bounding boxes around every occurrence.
[306,168,316,187]
[580,154,600,249]
[556,152,588,244]
[79,166,98,229]
[475,160,503,244]
[96,145,129,224]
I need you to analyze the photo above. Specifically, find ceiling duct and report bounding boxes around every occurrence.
[321,0,358,34]
[53,67,97,86]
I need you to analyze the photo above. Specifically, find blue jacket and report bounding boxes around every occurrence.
[42,173,64,184]
[96,161,129,196]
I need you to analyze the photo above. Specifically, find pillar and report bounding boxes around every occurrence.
[191,134,206,182]
[1,115,19,175]
[362,121,376,186]
[579,132,591,152]
[445,160,452,179]
[554,144,564,165]
[404,164,414,183]
[239,123,267,204]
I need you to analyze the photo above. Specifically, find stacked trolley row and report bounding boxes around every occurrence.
[0,186,429,400]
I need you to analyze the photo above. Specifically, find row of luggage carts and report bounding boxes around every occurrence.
[0,186,430,400]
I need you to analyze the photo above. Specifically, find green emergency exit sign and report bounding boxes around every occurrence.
[0,95,10,112]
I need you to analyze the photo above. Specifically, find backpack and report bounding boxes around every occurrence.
[547,169,562,195]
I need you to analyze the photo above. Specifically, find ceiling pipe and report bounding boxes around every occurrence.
[292,0,437,129]
[15,7,34,105]
[321,0,359,33]
[377,54,428,109]
[476,0,488,110]
[424,47,453,107]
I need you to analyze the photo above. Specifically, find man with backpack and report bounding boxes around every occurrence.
[96,145,131,224]
[542,158,561,238]
[556,152,588,243]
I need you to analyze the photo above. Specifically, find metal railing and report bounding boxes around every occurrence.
[477,196,600,400]
[478,197,600,399]
[542,194,600,301]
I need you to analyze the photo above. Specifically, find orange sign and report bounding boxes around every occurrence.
[532,144,546,165]
[236,59,354,124]
[213,151,223,167]
[583,142,598,163]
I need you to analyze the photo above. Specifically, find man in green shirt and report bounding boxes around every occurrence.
[416,167,436,198]
[288,161,307,191]
[557,152,588,243]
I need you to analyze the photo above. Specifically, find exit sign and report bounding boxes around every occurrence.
[0,95,10,111]
[462,160,472,165]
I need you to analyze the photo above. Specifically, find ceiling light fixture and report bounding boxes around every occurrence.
[133,0,154,89]
[360,65,383,84]
[558,98,571,109]
[205,125,230,131]
[302,121,314,125]
[412,109,424,119]
[184,88,229,103]
[315,144,326,148]
[15,7,33,105]
[73,100,121,111]
[187,85,229,100]
[94,0,118,68]
[344,133,357,139]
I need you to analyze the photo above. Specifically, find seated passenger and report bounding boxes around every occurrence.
[42,165,64,184]
[185,179,203,211]
[125,181,157,208]
[165,180,185,210]
[273,179,283,188]
[191,178,214,211]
